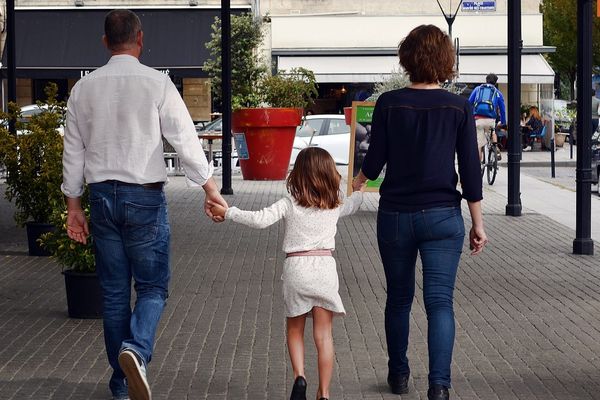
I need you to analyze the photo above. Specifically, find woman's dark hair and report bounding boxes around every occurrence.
[104,10,142,51]
[398,25,455,83]
[286,147,342,210]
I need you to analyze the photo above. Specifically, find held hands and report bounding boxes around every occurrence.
[202,178,228,222]
[469,225,488,255]
[66,208,89,245]
[204,190,228,222]
[207,200,228,220]
[352,170,368,192]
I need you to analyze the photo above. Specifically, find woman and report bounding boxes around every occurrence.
[352,25,487,400]
[522,105,543,151]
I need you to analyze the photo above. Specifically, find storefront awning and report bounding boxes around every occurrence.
[1,8,248,79]
[456,54,555,84]
[276,53,555,84]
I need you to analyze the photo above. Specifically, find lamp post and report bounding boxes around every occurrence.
[573,0,594,255]
[7,0,16,135]
[505,0,523,216]
[221,0,233,195]
[435,0,463,40]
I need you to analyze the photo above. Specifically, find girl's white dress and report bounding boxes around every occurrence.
[226,192,363,317]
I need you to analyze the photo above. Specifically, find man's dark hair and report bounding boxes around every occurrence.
[104,10,142,50]
[486,73,498,85]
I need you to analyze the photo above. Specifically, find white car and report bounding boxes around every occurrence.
[290,114,350,165]
[2,104,65,136]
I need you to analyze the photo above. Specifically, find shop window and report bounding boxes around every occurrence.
[33,79,68,103]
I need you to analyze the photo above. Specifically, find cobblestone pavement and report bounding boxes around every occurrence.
[1,175,599,400]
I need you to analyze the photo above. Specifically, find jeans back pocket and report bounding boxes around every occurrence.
[124,201,161,243]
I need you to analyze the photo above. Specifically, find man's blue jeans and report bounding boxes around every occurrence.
[377,206,465,388]
[89,181,170,397]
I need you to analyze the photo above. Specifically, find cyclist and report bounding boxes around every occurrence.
[469,73,506,161]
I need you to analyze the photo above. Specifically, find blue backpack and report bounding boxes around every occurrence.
[473,84,498,118]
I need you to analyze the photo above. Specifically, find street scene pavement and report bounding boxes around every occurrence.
[1,149,600,399]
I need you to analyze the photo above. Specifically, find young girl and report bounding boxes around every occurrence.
[209,147,363,400]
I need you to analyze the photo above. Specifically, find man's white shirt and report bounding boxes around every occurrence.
[61,54,213,198]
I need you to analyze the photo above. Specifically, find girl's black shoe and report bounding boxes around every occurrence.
[427,384,449,400]
[290,376,307,400]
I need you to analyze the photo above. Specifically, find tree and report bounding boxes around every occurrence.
[542,0,600,100]
[203,13,267,110]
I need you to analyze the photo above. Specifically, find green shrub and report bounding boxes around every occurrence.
[260,68,318,109]
[0,84,65,225]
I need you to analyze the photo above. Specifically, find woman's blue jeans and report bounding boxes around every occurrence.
[89,181,170,397]
[377,206,465,388]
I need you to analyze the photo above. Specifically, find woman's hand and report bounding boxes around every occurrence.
[352,170,368,192]
[469,225,488,255]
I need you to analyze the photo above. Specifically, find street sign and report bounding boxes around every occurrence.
[462,1,496,11]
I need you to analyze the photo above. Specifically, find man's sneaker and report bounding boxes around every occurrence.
[523,146,532,152]
[113,396,130,400]
[118,349,151,400]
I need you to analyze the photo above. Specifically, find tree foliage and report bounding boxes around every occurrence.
[260,68,318,109]
[542,0,600,99]
[0,84,65,225]
[204,13,267,110]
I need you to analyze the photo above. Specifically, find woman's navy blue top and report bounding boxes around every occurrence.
[361,88,483,212]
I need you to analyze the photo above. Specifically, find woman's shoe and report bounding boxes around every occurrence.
[387,372,409,394]
[290,376,307,400]
[427,384,449,400]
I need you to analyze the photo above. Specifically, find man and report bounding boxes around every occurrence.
[61,10,227,400]
[469,73,507,161]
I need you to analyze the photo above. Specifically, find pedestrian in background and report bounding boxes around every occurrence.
[469,73,507,161]
[61,9,228,400]
[353,24,487,400]
[210,147,364,400]
[522,105,544,151]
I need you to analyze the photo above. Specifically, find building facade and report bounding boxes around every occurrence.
[0,0,254,121]
[1,1,552,119]
[259,0,552,114]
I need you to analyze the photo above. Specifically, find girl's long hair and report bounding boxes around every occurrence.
[286,147,342,210]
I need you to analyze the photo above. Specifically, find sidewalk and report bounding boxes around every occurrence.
[1,173,599,400]
[498,142,578,167]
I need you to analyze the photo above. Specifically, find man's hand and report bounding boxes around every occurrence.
[202,178,228,222]
[66,208,89,244]
[207,200,228,220]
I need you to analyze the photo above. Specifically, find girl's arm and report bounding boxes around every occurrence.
[339,191,363,217]
[220,198,291,229]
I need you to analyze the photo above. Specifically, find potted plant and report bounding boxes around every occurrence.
[232,67,318,180]
[204,13,318,180]
[0,84,65,256]
[39,193,102,319]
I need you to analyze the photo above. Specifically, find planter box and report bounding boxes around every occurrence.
[63,269,103,319]
[26,222,54,257]
[555,133,567,147]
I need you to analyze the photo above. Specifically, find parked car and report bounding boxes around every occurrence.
[195,117,222,135]
[290,114,350,165]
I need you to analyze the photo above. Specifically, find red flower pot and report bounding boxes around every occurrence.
[232,108,303,180]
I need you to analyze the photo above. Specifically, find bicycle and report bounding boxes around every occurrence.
[480,127,499,185]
